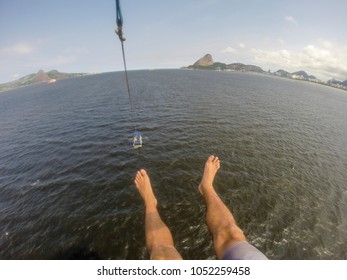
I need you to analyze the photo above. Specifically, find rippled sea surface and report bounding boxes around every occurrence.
[0,70,346,259]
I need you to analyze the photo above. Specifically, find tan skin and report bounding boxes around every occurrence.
[134,155,246,260]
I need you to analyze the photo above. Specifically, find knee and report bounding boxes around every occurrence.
[149,245,182,260]
[214,222,246,244]
[213,224,247,259]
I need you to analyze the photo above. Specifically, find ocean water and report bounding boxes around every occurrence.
[0,70,346,259]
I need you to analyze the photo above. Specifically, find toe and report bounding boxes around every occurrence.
[135,170,143,182]
[212,156,219,163]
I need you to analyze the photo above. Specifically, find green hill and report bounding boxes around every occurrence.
[0,70,87,92]
[185,54,265,73]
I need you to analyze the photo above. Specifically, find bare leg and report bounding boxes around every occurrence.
[199,155,246,259]
[134,169,182,260]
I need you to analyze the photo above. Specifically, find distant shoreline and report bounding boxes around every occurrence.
[184,54,347,92]
[2,68,346,94]
[181,67,347,92]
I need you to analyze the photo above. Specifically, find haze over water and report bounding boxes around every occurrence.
[0,70,346,259]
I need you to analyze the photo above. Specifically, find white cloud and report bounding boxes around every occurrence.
[221,43,246,54]
[285,16,298,26]
[0,42,34,55]
[321,40,333,49]
[251,41,347,80]
[221,47,237,54]
[277,39,285,46]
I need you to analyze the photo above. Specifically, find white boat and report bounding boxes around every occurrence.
[133,131,142,148]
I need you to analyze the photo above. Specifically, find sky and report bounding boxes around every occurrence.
[1,0,347,83]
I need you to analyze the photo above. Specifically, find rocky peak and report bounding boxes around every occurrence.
[32,70,51,83]
[193,54,214,67]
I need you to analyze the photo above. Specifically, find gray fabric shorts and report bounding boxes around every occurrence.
[222,241,268,260]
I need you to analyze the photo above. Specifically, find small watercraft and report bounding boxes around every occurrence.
[133,131,142,148]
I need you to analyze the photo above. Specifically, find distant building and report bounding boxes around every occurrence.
[290,74,305,80]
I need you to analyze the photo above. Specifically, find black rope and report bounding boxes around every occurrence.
[120,41,136,131]
[115,0,136,132]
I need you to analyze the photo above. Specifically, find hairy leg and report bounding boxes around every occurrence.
[134,169,182,260]
[199,156,246,259]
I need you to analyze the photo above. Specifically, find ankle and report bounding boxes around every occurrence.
[145,200,157,211]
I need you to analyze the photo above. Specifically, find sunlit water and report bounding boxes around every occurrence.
[0,70,346,259]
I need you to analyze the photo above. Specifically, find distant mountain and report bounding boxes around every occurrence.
[292,71,309,77]
[274,69,290,77]
[227,63,265,73]
[45,70,85,80]
[183,54,347,91]
[0,70,87,92]
[186,54,265,73]
[32,70,51,83]
[328,79,342,85]
[193,54,214,67]
[292,71,317,80]
[327,79,347,86]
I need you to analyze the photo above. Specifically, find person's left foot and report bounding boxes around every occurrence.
[134,169,157,208]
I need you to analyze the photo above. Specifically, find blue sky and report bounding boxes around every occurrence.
[1,0,347,83]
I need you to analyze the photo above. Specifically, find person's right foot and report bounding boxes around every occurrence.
[198,155,220,196]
